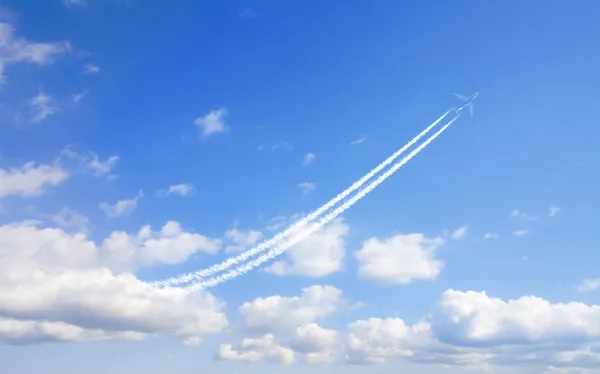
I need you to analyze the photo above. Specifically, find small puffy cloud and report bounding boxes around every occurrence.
[355,232,445,285]
[83,63,99,74]
[450,225,468,240]
[60,145,119,178]
[0,161,69,200]
[156,183,194,198]
[224,226,263,253]
[99,190,142,218]
[298,182,316,194]
[513,229,528,237]
[483,232,498,240]
[290,323,342,365]
[575,278,600,293]
[265,219,349,277]
[0,21,70,82]
[218,334,295,364]
[349,136,366,146]
[549,205,561,217]
[28,92,60,123]
[302,152,316,166]
[238,285,342,332]
[511,209,537,221]
[194,108,228,137]
[0,220,227,345]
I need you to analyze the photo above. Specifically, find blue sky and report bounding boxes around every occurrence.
[1,1,600,373]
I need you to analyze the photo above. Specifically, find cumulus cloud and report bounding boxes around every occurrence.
[265,219,349,277]
[238,285,342,332]
[218,334,295,364]
[224,226,263,253]
[0,161,69,200]
[355,232,445,285]
[0,220,227,345]
[0,21,70,82]
[194,108,228,137]
[99,190,142,218]
[221,289,600,371]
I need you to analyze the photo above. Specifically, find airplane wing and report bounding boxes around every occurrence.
[453,92,469,101]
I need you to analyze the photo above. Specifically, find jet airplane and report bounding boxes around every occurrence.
[453,92,479,117]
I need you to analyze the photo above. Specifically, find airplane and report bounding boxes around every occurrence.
[453,92,479,117]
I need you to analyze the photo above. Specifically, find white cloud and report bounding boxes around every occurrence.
[265,219,349,277]
[450,225,468,240]
[156,183,194,198]
[549,205,561,217]
[513,229,528,237]
[0,161,69,200]
[238,285,342,332]
[194,108,228,137]
[302,152,316,166]
[298,182,316,194]
[349,136,366,146]
[355,232,445,285]
[62,0,87,6]
[511,209,537,221]
[49,207,90,233]
[99,190,142,218]
[290,323,342,365]
[0,220,227,345]
[575,278,600,293]
[60,145,119,178]
[483,232,498,240]
[72,90,88,103]
[218,334,295,364]
[28,92,60,123]
[83,63,99,74]
[271,141,293,151]
[224,226,263,253]
[0,21,70,82]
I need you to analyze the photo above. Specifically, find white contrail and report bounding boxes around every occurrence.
[152,109,453,288]
[188,114,460,290]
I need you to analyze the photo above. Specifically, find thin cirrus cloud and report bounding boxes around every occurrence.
[156,183,194,198]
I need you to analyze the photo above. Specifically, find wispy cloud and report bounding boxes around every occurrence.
[238,8,258,18]
[194,108,228,137]
[512,229,528,237]
[156,183,194,198]
[302,152,316,166]
[298,182,316,194]
[0,161,69,200]
[28,92,60,124]
[271,141,293,151]
[99,191,143,218]
[60,146,118,179]
[83,63,100,74]
[510,209,537,221]
[483,232,498,240]
[575,278,600,293]
[548,205,560,217]
[62,0,86,7]
[72,90,89,103]
[349,136,366,146]
[450,225,468,240]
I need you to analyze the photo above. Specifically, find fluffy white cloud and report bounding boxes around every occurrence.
[298,182,316,194]
[265,219,349,277]
[302,152,316,166]
[575,278,600,293]
[0,161,69,200]
[0,21,70,82]
[99,191,142,217]
[238,285,342,332]
[223,289,600,371]
[218,334,295,364]
[224,226,263,253]
[195,108,228,137]
[48,207,90,233]
[355,232,445,285]
[0,220,227,345]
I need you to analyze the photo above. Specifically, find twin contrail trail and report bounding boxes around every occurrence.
[187,113,460,290]
[152,109,454,288]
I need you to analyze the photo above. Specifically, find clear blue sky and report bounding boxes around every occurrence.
[1,1,600,373]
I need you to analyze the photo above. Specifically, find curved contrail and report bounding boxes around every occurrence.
[152,109,452,288]
[187,114,459,290]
